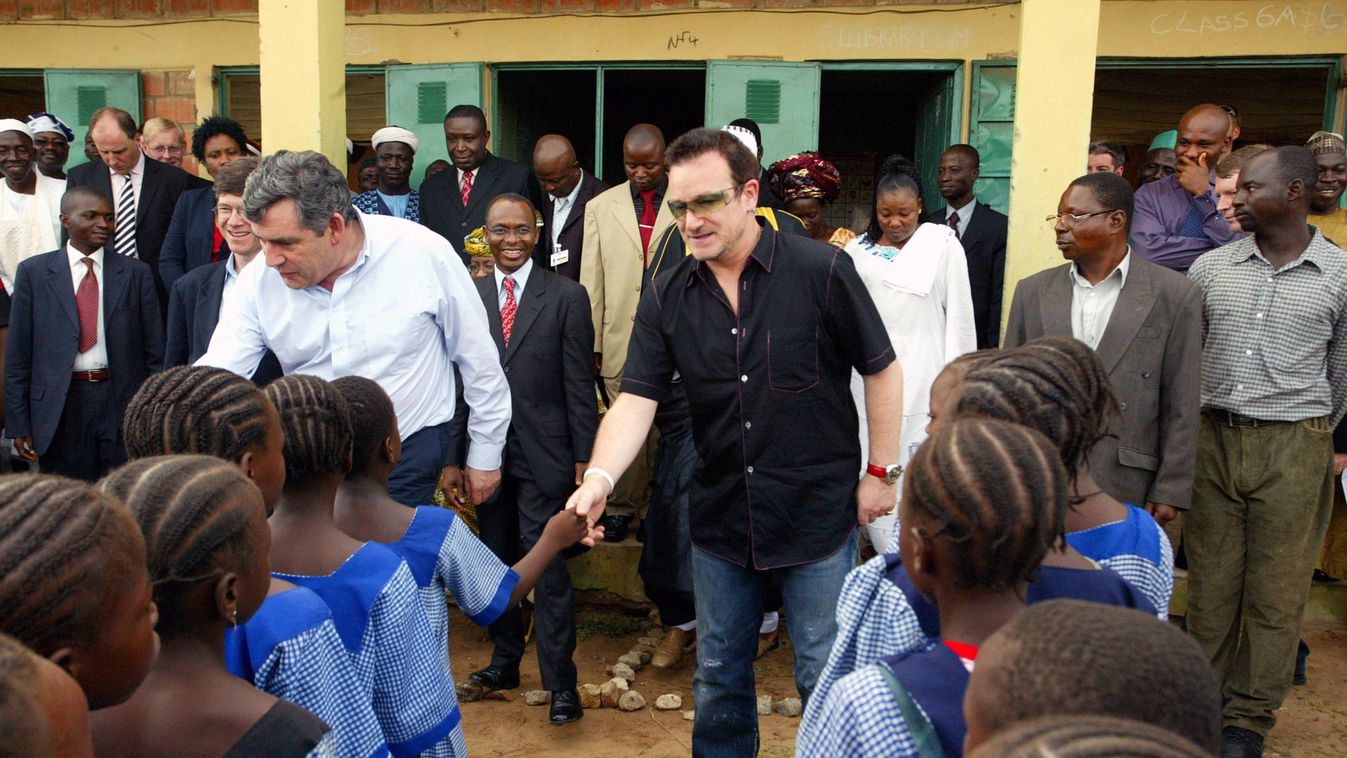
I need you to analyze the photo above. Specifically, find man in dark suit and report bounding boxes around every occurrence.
[1003,172,1201,524]
[158,115,252,291]
[531,134,607,281]
[65,107,200,303]
[5,186,163,480]
[165,157,281,384]
[422,104,538,265]
[466,194,595,726]
[937,144,1008,349]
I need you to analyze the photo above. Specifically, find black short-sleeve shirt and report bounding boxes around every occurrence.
[621,220,895,569]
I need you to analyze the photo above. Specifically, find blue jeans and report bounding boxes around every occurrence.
[690,535,858,757]
[387,421,453,506]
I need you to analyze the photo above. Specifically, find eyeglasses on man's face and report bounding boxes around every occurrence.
[668,183,745,220]
[1045,209,1118,227]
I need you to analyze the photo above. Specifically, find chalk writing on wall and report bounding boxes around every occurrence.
[823,24,974,53]
[1150,3,1344,35]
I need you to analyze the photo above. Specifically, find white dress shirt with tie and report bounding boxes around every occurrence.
[199,211,512,469]
[548,180,583,253]
[67,244,108,371]
[944,198,976,239]
[495,257,532,309]
[1068,249,1131,350]
[109,150,145,206]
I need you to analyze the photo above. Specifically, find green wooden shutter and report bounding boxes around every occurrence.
[970,61,1016,214]
[386,63,483,188]
[914,71,962,208]
[44,69,141,170]
[705,61,820,167]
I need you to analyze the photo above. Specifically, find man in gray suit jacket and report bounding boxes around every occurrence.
[1004,172,1201,524]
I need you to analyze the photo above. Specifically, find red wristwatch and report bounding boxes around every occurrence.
[867,462,903,485]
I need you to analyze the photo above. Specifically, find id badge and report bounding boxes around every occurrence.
[551,248,570,267]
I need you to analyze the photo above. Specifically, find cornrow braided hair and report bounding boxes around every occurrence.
[0,633,48,758]
[903,417,1067,590]
[330,376,397,480]
[948,337,1118,484]
[264,375,354,485]
[0,474,144,654]
[100,456,265,637]
[969,715,1212,758]
[122,365,273,462]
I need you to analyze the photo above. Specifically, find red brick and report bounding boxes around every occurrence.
[346,0,376,13]
[541,0,592,9]
[377,0,430,11]
[637,0,691,8]
[141,71,167,97]
[591,0,634,10]
[165,0,209,16]
[17,0,64,19]
[68,0,115,17]
[0,0,16,21]
[433,0,483,9]
[211,0,256,13]
[115,0,162,17]
[167,70,194,95]
[484,0,537,10]
[147,96,196,123]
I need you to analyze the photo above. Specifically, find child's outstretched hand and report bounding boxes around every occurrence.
[544,508,603,549]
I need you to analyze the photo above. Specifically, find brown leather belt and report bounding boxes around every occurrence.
[71,369,110,383]
[1202,407,1273,428]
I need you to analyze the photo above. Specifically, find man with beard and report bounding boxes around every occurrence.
[353,126,422,224]
[1134,105,1240,273]
[25,113,73,181]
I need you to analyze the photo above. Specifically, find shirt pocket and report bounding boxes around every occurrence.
[768,326,820,393]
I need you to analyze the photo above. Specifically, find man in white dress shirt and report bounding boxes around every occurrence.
[199,150,511,505]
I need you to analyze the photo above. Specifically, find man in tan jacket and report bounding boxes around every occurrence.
[579,124,675,530]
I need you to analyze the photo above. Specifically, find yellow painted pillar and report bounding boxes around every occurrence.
[1002,0,1101,328]
[258,0,346,165]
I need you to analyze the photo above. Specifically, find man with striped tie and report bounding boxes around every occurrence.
[4,187,163,480]
[66,107,201,305]
[1133,104,1243,274]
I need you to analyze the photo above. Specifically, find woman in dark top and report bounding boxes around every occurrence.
[92,456,333,758]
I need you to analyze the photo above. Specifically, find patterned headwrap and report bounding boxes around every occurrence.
[1307,130,1346,156]
[25,112,73,141]
[464,226,491,259]
[766,152,843,203]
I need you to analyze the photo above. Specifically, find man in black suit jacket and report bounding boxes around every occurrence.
[422,104,539,266]
[937,144,1008,349]
[5,187,163,480]
[531,134,608,281]
[465,194,595,726]
[65,107,201,303]
[165,157,281,384]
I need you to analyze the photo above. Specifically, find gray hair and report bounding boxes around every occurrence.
[243,150,355,234]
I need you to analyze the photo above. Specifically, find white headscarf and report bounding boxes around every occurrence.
[0,119,33,140]
[371,126,419,154]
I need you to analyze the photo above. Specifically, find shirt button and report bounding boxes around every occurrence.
[1237,384,1245,391]
[747,466,754,474]
[1256,312,1264,319]
[731,327,738,335]
[1245,349,1253,356]
[635,285,641,292]
[1266,277,1273,283]
[744,421,752,429]
[741,375,748,383]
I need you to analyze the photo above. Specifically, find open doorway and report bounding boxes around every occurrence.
[600,67,705,186]
[1091,60,1336,185]
[494,68,598,172]
[0,74,44,122]
[817,67,959,233]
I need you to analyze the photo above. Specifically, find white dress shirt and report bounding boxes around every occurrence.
[67,244,108,370]
[945,198,976,239]
[199,212,512,469]
[548,180,583,252]
[110,150,145,205]
[1068,249,1131,350]
[494,257,533,310]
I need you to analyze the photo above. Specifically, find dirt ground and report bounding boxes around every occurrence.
[451,611,1346,757]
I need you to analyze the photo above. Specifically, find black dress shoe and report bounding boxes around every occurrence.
[468,664,519,691]
[549,688,583,725]
[1293,639,1310,685]
[600,514,630,542]
[1221,726,1265,758]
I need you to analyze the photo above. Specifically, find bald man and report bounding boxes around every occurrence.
[579,124,676,528]
[532,135,607,281]
[1133,103,1242,273]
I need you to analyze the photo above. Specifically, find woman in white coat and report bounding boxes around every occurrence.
[844,154,977,552]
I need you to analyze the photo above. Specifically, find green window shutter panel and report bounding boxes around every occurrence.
[970,61,1016,214]
[76,86,108,126]
[416,81,448,125]
[744,79,781,125]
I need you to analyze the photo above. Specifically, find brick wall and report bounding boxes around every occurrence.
[4,0,996,20]
[141,69,202,175]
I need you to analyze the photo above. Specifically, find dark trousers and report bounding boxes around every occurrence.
[478,471,578,691]
[1187,414,1335,736]
[41,381,124,481]
[639,421,698,627]
[388,421,452,506]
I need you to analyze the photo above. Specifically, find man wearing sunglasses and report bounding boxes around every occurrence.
[1003,171,1201,528]
[568,127,903,756]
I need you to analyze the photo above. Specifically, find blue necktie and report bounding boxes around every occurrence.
[1179,199,1208,239]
